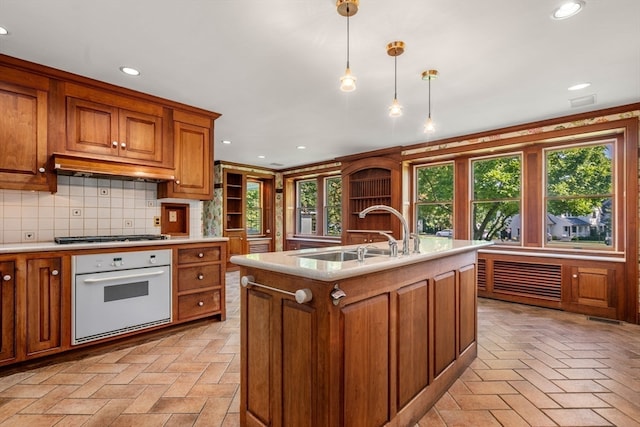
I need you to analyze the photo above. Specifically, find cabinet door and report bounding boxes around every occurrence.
[66,97,119,157]
[0,261,16,363]
[26,258,62,356]
[169,118,211,199]
[118,108,164,163]
[66,98,164,164]
[227,230,247,266]
[0,81,50,191]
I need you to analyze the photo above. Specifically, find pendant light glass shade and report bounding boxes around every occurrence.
[389,98,402,117]
[422,69,438,133]
[387,41,405,117]
[338,0,358,92]
[340,67,357,92]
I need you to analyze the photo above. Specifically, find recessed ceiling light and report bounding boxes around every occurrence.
[119,66,140,76]
[258,155,265,159]
[297,145,306,150]
[221,140,232,144]
[0,26,8,35]
[552,1,585,20]
[568,82,591,91]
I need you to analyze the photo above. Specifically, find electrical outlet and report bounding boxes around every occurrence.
[23,231,35,241]
[99,188,109,196]
[72,208,82,216]
[147,200,155,208]
[124,219,134,228]
[153,216,161,226]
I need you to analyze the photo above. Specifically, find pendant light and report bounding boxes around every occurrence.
[337,0,358,92]
[422,69,438,133]
[387,41,405,117]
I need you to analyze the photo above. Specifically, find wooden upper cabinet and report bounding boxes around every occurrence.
[63,83,170,168]
[158,110,213,200]
[0,66,54,191]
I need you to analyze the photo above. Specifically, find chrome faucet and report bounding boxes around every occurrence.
[359,204,410,256]
[377,231,398,257]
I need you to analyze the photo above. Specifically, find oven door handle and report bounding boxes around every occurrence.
[82,270,167,284]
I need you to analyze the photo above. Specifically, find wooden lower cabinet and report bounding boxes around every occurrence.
[226,229,246,269]
[25,257,63,356]
[174,242,226,322]
[344,230,390,245]
[0,241,227,368]
[240,251,478,427]
[478,252,625,320]
[0,261,16,363]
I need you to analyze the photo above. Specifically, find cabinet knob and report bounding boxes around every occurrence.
[175,180,181,185]
[572,274,578,278]
[51,270,59,276]
[120,142,126,149]
[112,141,118,147]
[198,252,204,258]
[197,301,204,307]
[198,274,204,280]
[38,167,46,173]
[2,275,11,281]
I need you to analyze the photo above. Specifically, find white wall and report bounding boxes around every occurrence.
[0,175,202,244]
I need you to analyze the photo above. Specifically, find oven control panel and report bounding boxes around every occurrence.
[73,249,172,274]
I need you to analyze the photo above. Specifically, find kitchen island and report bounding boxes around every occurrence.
[231,237,492,427]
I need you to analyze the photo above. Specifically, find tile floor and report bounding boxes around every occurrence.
[0,272,639,426]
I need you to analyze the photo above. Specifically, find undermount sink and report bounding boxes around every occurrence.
[296,250,380,262]
[362,247,391,256]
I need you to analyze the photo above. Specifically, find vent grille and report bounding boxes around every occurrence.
[477,259,487,291]
[73,318,171,345]
[493,260,561,300]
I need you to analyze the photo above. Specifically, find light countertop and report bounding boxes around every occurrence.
[231,237,493,281]
[0,236,228,254]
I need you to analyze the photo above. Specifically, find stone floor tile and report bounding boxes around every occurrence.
[594,408,640,427]
[437,409,502,426]
[0,414,64,426]
[500,394,556,426]
[46,398,109,415]
[490,409,530,427]
[149,396,207,414]
[543,408,613,426]
[547,392,610,408]
[464,380,518,395]
[508,380,561,409]
[474,369,523,381]
[452,394,510,410]
[552,379,610,393]
[109,413,171,427]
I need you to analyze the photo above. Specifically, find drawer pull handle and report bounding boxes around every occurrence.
[2,275,11,281]
[198,253,204,258]
[198,301,204,307]
[51,270,59,276]
[198,274,204,280]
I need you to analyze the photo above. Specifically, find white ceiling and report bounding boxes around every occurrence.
[1,0,639,169]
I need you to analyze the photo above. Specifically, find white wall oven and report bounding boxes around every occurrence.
[72,249,172,345]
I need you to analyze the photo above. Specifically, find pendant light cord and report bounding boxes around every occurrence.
[346,5,350,68]
[428,77,432,118]
[394,55,398,100]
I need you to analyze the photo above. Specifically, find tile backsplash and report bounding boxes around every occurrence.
[0,175,203,244]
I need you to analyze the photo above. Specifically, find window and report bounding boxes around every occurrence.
[295,175,342,236]
[414,163,454,236]
[246,179,262,235]
[471,154,521,243]
[296,179,317,235]
[325,176,342,236]
[545,141,614,248]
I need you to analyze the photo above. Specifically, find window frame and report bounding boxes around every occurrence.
[245,178,263,236]
[293,174,342,237]
[542,138,617,251]
[413,161,455,236]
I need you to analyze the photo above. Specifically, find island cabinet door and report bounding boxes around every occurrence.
[341,294,390,427]
[433,271,456,378]
[242,285,319,427]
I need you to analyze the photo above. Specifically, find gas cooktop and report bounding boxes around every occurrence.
[54,234,168,244]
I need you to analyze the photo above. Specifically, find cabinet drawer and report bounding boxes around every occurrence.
[178,246,221,264]
[178,290,221,320]
[177,264,221,292]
